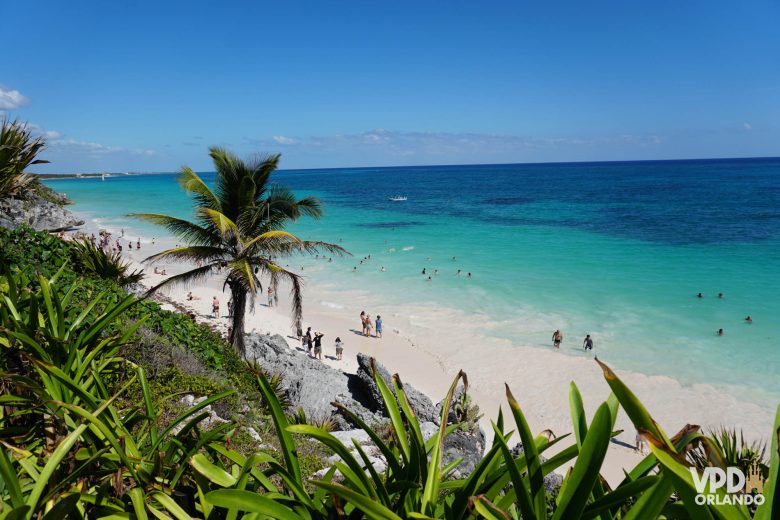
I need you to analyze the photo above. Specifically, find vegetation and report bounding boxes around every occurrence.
[71,238,145,286]
[130,147,347,355]
[2,227,780,519]
[0,119,50,200]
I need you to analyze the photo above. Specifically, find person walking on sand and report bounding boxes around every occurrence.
[303,326,312,349]
[364,315,373,337]
[583,334,593,351]
[360,311,368,335]
[313,332,324,360]
[552,329,563,348]
[227,299,233,318]
[375,315,383,338]
[335,337,344,360]
[212,297,220,318]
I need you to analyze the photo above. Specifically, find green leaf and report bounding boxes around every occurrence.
[310,481,403,520]
[190,453,237,487]
[205,490,306,520]
[552,403,612,520]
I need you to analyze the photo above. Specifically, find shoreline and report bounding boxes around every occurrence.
[75,216,776,486]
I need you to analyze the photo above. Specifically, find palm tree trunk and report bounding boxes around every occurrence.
[228,286,248,357]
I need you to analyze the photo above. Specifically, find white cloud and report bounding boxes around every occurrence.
[0,86,29,110]
[743,122,752,131]
[272,135,299,145]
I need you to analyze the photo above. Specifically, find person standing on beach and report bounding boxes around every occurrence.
[212,297,220,318]
[364,315,373,337]
[375,315,383,338]
[227,299,233,318]
[313,332,323,360]
[267,287,274,307]
[552,330,563,348]
[137,238,141,250]
[303,326,312,349]
[335,337,344,360]
[360,311,366,335]
[296,322,303,341]
[583,334,593,351]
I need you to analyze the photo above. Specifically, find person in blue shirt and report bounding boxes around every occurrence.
[375,315,383,338]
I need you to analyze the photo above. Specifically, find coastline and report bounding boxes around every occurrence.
[75,214,776,486]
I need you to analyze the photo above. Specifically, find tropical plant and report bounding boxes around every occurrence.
[0,118,49,199]
[72,237,145,286]
[130,147,347,355]
[0,269,236,518]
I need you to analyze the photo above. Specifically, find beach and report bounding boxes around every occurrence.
[100,226,774,486]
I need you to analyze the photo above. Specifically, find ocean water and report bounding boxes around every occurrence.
[46,158,780,408]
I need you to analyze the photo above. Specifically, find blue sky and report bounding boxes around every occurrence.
[2,0,779,172]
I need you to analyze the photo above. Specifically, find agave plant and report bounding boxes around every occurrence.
[0,118,49,199]
[71,238,145,286]
[0,269,236,518]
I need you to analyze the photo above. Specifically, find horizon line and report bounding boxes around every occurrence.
[37,154,780,177]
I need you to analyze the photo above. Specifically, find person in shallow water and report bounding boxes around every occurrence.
[552,329,563,348]
[583,334,593,351]
[717,328,724,336]
[697,292,704,298]
[744,316,753,323]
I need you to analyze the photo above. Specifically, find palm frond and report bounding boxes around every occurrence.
[145,263,221,295]
[143,245,227,265]
[177,167,220,211]
[128,213,217,246]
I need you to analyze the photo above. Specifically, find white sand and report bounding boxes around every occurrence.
[84,227,775,486]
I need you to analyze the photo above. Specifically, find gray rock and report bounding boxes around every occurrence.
[0,193,84,232]
[510,442,564,495]
[355,353,438,423]
[244,333,383,430]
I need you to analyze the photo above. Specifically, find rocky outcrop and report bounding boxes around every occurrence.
[0,192,83,231]
[244,332,489,478]
[244,333,384,430]
[355,353,438,424]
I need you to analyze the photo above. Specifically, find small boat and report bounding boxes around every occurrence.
[388,195,407,201]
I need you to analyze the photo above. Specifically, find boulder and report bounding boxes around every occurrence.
[244,333,383,430]
[0,193,84,232]
[355,353,438,423]
[510,442,564,495]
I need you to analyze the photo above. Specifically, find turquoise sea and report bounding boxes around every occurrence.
[46,158,780,409]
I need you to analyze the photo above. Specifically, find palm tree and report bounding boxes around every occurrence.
[130,147,347,355]
[0,118,50,199]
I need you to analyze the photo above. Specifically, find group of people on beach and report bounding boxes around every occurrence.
[551,330,594,351]
[695,292,754,336]
[296,326,344,361]
[359,311,382,338]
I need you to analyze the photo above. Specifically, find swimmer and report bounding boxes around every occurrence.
[457,269,461,276]
[552,329,563,348]
[467,272,472,278]
[745,316,753,323]
[353,266,358,272]
[717,328,724,336]
[427,276,432,282]
[434,269,438,275]
[697,292,703,298]
[583,334,594,351]
[380,266,386,272]
[718,293,724,299]
[452,256,456,261]
[422,268,426,275]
